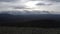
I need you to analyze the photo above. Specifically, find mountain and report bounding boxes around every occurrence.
[0,11,60,27]
[0,10,51,15]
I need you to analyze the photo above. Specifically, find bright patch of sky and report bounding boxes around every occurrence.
[0,0,60,13]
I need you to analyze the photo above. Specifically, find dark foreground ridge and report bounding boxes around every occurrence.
[0,13,60,28]
[0,19,60,28]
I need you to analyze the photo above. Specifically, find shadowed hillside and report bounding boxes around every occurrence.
[0,13,60,28]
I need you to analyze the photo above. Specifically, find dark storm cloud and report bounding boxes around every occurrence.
[36,3,46,5]
[36,3,52,6]
[0,0,16,2]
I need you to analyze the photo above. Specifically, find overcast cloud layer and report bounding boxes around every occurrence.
[0,0,60,14]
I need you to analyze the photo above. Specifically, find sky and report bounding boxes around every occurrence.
[0,0,60,13]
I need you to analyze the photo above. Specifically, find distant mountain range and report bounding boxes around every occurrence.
[0,10,53,15]
[0,11,60,27]
[0,11,60,23]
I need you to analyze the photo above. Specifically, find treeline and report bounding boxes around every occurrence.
[0,19,60,28]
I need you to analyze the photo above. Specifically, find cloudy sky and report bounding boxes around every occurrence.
[0,0,60,13]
